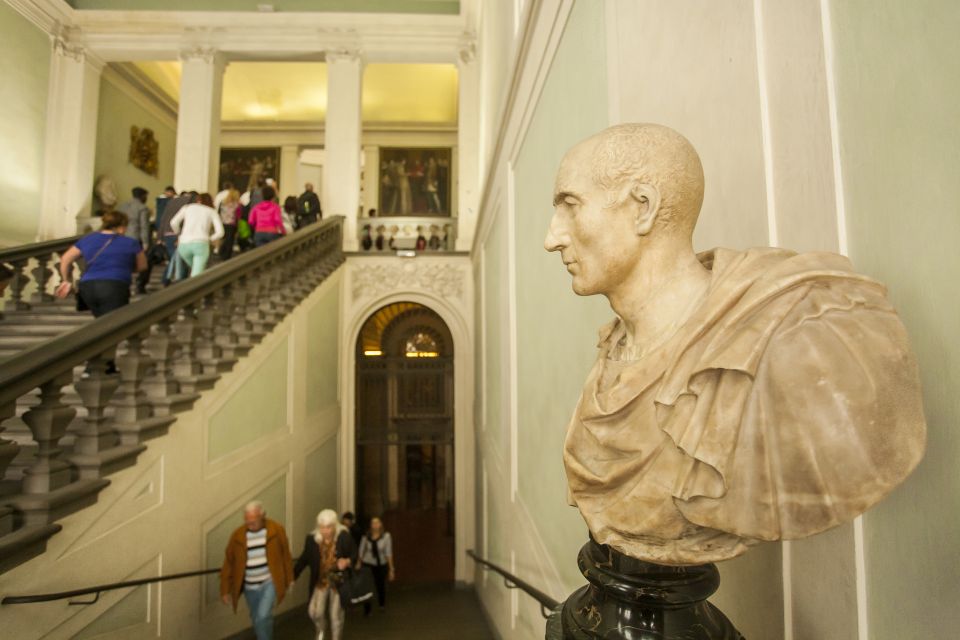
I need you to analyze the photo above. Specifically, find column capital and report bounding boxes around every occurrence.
[179,46,221,64]
[51,35,105,72]
[325,47,363,64]
[458,32,477,64]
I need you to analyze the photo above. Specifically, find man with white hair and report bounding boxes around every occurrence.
[220,501,294,640]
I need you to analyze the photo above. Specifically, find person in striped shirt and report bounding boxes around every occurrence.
[220,501,294,640]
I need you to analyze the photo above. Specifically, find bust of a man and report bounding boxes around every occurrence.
[546,123,927,565]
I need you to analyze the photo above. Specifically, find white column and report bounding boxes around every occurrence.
[456,39,480,251]
[279,144,300,200]
[324,49,363,250]
[38,39,103,239]
[174,48,225,194]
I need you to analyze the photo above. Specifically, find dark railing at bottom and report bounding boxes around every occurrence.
[467,549,559,619]
[1,568,219,605]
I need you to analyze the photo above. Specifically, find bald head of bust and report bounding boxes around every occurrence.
[546,123,706,298]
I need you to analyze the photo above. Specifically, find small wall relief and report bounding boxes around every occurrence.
[129,126,159,177]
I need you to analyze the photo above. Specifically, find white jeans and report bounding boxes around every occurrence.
[307,586,344,640]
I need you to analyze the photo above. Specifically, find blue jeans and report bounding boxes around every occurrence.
[162,236,183,284]
[244,579,276,640]
[254,231,281,247]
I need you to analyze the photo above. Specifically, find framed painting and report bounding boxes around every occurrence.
[219,147,280,193]
[378,147,452,216]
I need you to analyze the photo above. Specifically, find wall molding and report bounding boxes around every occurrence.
[101,63,178,130]
[340,255,475,582]
[471,0,573,254]
[1,0,74,36]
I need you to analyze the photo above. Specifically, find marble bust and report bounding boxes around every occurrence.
[545,123,927,565]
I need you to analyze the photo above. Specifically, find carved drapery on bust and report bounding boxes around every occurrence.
[546,123,926,565]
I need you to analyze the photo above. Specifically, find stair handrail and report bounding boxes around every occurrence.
[466,549,560,619]
[0,235,83,266]
[0,216,343,407]
[0,567,220,605]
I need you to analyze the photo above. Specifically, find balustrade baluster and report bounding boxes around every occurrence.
[0,402,19,535]
[230,278,263,348]
[69,348,145,478]
[248,272,278,332]
[8,259,31,310]
[196,293,235,374]
[19,373,75,495]
[214,285,251,360]
[29,253,55,303]
[143,315,198,415]
[113,331,176,443]
[172,303,218,393]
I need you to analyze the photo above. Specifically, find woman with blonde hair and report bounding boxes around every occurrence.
[218,187,241,260]
[294,509,357,640]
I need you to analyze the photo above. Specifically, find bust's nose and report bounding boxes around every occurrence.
[544,213,566,252]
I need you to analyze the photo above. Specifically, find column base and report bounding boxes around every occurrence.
[556,538,744,640]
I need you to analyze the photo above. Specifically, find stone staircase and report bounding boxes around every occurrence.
[0,220,345,573]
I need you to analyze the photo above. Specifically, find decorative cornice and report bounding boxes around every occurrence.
[2,0,74,36]
[351,261,466,303]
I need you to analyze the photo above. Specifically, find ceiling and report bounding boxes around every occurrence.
[132,61,458,125]
[68,0,459,14]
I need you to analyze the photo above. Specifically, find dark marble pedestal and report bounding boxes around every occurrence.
[552,539,744,640]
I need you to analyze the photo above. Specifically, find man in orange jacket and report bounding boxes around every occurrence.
[220,501,294,640]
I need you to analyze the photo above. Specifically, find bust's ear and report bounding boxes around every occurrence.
[629,183,661,236]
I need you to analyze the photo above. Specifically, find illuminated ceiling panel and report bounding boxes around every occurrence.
[131,61,458,126]
[362,63,458,124]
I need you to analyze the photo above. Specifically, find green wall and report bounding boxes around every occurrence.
[306,286,340,416]
[512,0,610,586]
[477,0,610,590]
[304,437,339,528]
[0,4,50,245]
[94,78,176,210]
[208,338,289,461]
[829,0,960,637]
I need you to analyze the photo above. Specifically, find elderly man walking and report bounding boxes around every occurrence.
[220,501,294,640]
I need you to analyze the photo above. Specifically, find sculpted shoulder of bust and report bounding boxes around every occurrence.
[546,123,927,565]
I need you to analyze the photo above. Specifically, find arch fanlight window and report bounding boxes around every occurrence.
[358,302,452,358]
[405,331,440,358]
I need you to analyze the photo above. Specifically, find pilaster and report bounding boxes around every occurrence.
[324,48,364,250]
[279,144,300,199]
[456,34,480,251]
[174,48,226,194]
[38,37,104,239]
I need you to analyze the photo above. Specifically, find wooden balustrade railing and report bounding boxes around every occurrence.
[0,218,344,574]
[0,235,83,312]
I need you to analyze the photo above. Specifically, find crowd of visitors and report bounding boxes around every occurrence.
[220,504,393,640]
[54,177,324,323]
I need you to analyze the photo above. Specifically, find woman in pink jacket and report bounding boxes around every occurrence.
[247,185,287,247]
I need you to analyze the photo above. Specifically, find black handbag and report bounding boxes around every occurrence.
[336,566,375,607]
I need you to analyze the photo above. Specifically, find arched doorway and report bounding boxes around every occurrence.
[355,302,455,583]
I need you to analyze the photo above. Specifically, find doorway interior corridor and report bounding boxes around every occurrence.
[355,302,455,583]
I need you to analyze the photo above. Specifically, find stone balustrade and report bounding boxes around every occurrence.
[0,218,344,574]
[0,235,82,314]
